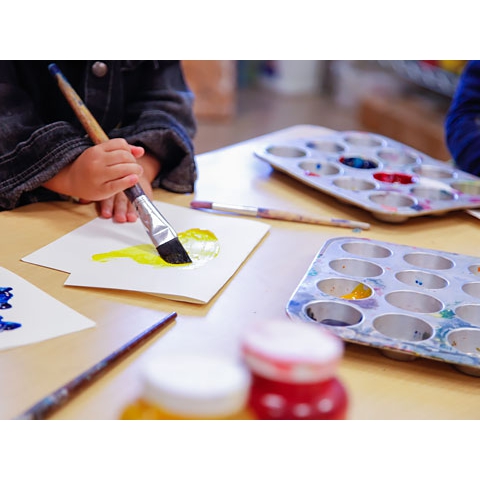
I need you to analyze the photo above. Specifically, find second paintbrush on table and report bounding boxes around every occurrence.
[190,201,370,230]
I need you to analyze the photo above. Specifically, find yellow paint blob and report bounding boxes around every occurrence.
[92,228,220,269]
[341,283,372,300]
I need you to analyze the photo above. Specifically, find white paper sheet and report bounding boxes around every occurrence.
[467,209,480,220]
[22,202,270,304]
[0,267,95,351]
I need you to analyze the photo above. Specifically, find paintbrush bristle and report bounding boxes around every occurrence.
[157,237,192,264]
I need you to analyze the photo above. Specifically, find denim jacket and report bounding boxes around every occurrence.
[0,60,197,210]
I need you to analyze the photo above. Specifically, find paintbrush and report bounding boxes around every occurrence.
[48,63,191,265]
[15,312,177,420]
[191,200,371,230]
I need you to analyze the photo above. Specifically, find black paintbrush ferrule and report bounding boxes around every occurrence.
[124,184,145,204]
[126,186,192,264]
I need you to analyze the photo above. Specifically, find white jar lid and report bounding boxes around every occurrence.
[141,354,251,418]
[241,319,344,383]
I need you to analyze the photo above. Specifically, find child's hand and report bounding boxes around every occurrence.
[92,151,160,223]
[96,177,154,223]
[44,139,145,201]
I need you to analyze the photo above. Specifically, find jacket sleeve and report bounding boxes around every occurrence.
[109,61,198,193]
[445,60,480,176]
[0,61,92,210]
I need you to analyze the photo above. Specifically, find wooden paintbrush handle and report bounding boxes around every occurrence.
[49,64,109,144]
[15,312,177,419]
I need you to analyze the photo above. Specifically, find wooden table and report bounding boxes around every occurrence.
[2,124,480,420]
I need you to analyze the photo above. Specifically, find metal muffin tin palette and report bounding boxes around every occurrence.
[286,237,480,376]
[254,130,480,223]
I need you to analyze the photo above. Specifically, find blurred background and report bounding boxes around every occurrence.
[182,60,467,161]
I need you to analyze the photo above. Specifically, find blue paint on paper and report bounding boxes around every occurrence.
[0,318,22,331]
[0,286,22,332]
[0,287,13,309]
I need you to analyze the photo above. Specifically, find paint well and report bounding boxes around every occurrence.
[340,283,372,300]
[373,172,416,184]
[339,156,377,169]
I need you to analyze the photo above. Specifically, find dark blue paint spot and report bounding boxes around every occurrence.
[320,319,351,327]
[0,287,13,309]
[411,204,425,211]
[340,156,377,169]
[0,286,22,332]
[0,319,22,331]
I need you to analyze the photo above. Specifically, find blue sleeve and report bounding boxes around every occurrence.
[445,60,480,176]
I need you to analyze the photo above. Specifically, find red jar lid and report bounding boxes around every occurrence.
[241,319,344,383]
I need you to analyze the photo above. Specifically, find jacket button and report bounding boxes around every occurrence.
[92,61,108,77]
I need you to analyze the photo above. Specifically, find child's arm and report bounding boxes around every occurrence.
[42,140,162,223]
[0,61,196,214]
[109,61,197,195]
[94,61,198,223]
[445,61,480,176]
[0,61,94,210]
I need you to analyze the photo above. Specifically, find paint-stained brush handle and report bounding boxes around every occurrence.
[15,312,177,420]
[49,63,108,143]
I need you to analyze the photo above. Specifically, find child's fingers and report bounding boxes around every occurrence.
[101,138,132,153]
[89,165,142,200]
[130,145,145,158]
[97,193,137,223]
[111,194,129,223]
[98,196,114,219]
[102,149,140,168]
[98,162,143,183]
[97,193,138,223]
[104,174,140,197]
[111,193,137,223]
[99,140,144,160]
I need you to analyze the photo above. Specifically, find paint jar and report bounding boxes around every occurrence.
[120,353,253,420]
[241,319,349,420]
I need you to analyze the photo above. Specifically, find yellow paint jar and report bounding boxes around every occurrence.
[120,354,253,420]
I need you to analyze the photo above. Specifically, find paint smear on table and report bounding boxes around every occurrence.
[92,229,220,269]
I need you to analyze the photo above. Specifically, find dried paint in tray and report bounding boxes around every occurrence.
[254,130,480,223]
[286,237,480,376]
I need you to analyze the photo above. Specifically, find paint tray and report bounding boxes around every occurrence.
[286,237,480,376]
[254,130,480,223]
